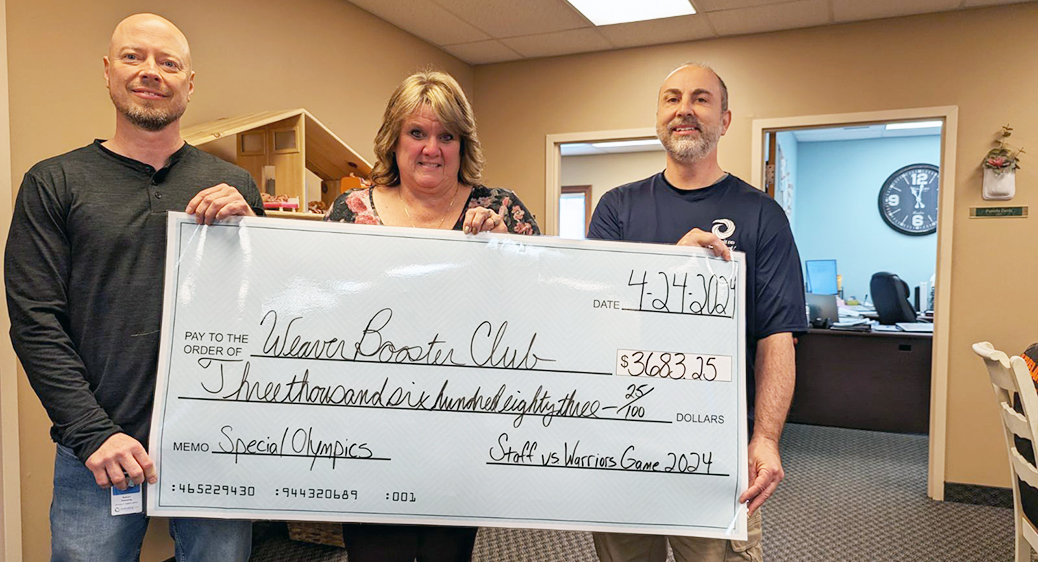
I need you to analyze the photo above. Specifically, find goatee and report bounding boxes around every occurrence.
[120,105,183,132]
[656,117,722,163]
[111,89,185,132]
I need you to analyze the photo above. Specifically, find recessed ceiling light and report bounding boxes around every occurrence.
[591,139,663,148]
[565,0,696,26]
[885,121,943,130]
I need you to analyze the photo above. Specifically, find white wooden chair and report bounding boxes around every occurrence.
[973,341,1038,562]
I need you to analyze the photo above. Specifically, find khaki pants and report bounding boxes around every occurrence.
[592,509,763,562]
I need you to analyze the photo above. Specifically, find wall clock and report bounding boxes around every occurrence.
[877,163,939,235]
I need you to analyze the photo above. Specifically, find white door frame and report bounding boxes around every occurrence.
[751,106,959,501]
[544,128,656,236]
[0,0,24,556]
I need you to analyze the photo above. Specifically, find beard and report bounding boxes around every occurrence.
[111,89,186,132]
[656,116,723,163]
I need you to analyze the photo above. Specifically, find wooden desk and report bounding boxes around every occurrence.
[789,329,932,434]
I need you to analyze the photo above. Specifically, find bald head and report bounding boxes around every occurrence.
[660,63,727,113]
[109,13,192,70]
[104,13,195,132]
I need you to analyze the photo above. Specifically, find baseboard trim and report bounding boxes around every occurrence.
[943,482,1012,508]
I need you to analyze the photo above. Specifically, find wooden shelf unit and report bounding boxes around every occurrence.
[181,108,373,219]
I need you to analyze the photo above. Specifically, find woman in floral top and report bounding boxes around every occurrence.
[323,70,538,562]
[327,184,538,235]
[326,70,539,239]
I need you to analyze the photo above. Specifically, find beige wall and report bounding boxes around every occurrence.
[0,0,20,558]
[473,4,1038,489]
[4,0,470,559]
[560,151,666,212]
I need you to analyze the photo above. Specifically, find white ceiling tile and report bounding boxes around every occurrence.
[432,0,592,38]
[707,0,830,35]
[693,0,801,13]
[597,15,717,48]
[963,0,1035,6]
[793,125,942,142]
[883,128,943,138]
[794,125,882,142]
[601,143,665,154]
[347,0,490,45]
[832,0,962,23]
[561,143,606,156]
[501,28,614,58]
[561,142,664,155]
[344,0,1036,66]
[441,40,524,65]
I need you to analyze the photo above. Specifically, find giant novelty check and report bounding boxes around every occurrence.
[148,213,748,539]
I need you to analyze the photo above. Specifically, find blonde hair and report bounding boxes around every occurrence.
[371,70,485,187]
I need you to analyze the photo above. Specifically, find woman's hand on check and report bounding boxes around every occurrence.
[463,205,508,234]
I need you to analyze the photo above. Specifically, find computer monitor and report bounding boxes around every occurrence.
[805,259,838,295]
[805,293,839,328]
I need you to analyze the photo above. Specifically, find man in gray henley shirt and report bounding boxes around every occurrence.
[5,13,262,561]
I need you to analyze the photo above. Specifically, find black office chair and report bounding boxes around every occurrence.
[870,272,917,325]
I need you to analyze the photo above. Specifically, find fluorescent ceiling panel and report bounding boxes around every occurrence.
[565,0,696,26]
[885,121,943,130]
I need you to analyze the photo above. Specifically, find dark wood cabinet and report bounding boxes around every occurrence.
[789,329,932,434]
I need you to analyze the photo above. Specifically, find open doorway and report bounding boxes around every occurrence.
[544,128,657,236]
[752,107,958,501]
[556,137,665,239]
[764,122,941,308]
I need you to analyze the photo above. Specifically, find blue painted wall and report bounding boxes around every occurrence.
[793,135,940,303]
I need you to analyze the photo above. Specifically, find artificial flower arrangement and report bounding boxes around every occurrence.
[984,124,1025,176]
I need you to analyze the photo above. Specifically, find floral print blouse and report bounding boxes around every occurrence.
[325,185,541,236]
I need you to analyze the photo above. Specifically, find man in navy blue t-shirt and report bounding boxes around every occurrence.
[589,63,807,562]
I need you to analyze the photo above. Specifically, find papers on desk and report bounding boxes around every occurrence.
[844,304,880,321]
[831,317,871,332]
[830,324,871,332]
[871,323,934,333]
[896,322,934,333]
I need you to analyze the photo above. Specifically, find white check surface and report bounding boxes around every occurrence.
[148,213,748,540]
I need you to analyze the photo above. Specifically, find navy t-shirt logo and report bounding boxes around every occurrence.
[712,219,737,250]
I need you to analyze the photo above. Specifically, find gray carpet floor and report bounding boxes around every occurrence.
[250,423,1016,561]
[765,423,1013,562]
